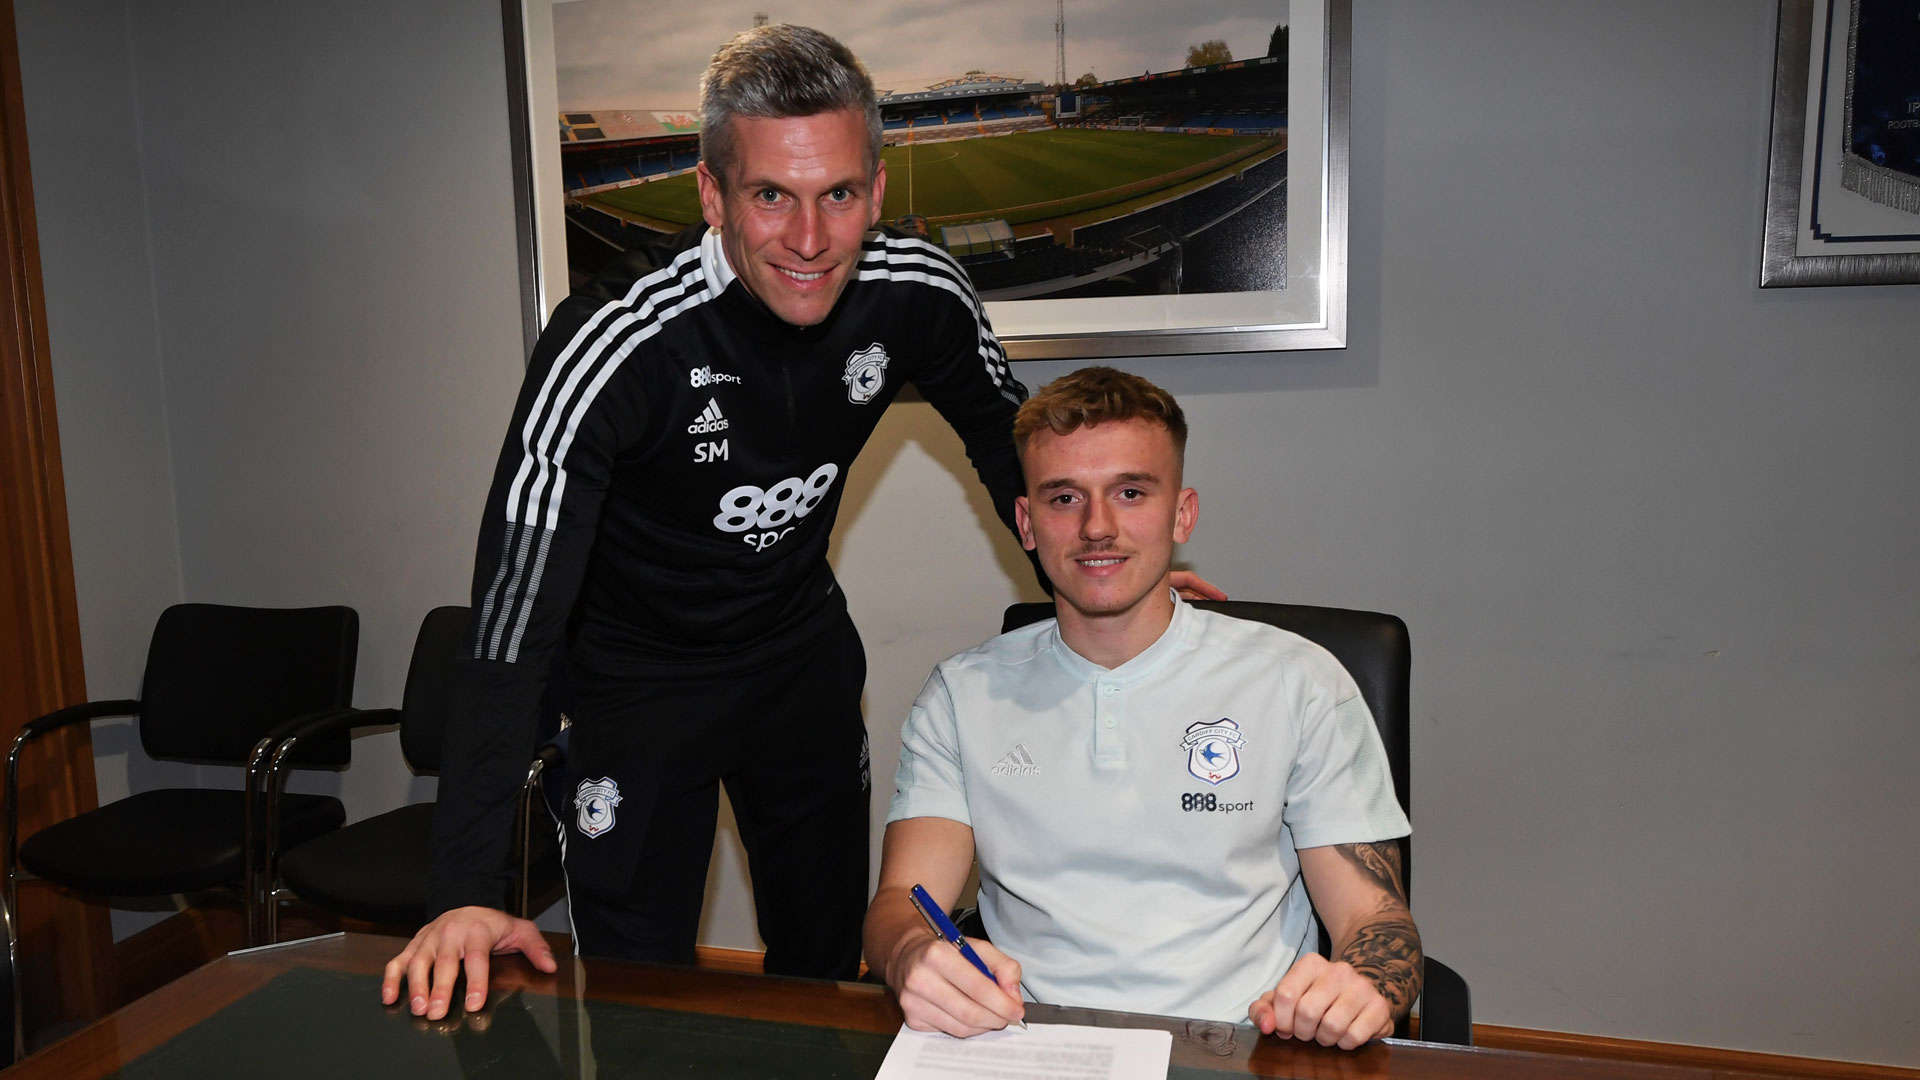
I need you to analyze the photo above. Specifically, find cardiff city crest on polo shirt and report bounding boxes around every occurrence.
[575,777,623,838]
[842,343,889,404]
[1181,719,1246,786]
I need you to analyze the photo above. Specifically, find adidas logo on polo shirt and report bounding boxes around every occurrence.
[687,398,729,434]
[990,743,1040,777]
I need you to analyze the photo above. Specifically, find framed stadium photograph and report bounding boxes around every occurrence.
[1760,0,1920,287]
[502,0,1349,356]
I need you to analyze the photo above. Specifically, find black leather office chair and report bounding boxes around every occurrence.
[263,606,563,942]
[3,603,358,1058]
[1000,600,1473,1045]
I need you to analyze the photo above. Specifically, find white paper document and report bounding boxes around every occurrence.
[874,1022,1173,1080]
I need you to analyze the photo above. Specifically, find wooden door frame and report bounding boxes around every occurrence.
[0,0,117,1044]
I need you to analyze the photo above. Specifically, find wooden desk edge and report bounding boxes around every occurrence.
[0,932,1759,1080]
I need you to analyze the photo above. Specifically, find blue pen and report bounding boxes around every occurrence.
[909,884,1027,1029]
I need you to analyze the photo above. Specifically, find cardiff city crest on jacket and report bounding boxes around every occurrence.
[1181,718,1246,786]
[575,777,623,838]
[842,343,889,404]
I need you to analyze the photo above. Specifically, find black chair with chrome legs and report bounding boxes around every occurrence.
[3,603,358,1059]
[1000,599,1473,1045]
[260,606,563,943]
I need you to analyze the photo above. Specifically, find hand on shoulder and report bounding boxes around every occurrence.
[1169,570,1226,601]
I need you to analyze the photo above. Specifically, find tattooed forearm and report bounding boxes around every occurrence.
[1339,912,1423,1019]
[1334,841,1407,905]
[1330,841,1421,1018]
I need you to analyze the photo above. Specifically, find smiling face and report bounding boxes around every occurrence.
[696,108,885,328]
[1015,418,1197,641]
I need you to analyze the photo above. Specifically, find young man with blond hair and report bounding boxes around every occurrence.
[865,367,1421,1048]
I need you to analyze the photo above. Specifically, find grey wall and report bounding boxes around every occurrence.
[17,0,182,788]
[1341,6,1918,1060]
[19,0,1920,1067]
[17,0,186,940]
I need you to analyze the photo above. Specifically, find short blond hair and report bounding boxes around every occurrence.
[1013,366,1187,464]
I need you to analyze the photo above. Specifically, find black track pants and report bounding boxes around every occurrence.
[550,615,870,979]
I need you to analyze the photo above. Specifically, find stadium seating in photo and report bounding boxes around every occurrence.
[885,102,1045,134]
[1181,110,1286,133]
[563,146,701,194]
[936,141,1282,297]
[959,239,1125,293]
[961,148,1289,298]
[1070,149,1286,258]
[565,204,671,258]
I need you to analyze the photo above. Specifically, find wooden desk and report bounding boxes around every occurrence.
[3,933,1704,1079]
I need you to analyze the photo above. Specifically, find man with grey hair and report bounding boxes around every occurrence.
[382,22,1226,1020]
[697,24,884,186]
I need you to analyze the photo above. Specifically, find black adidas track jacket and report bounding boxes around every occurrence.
[427,224,1030,916]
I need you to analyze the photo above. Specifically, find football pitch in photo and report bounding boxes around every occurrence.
[580,129,1278,235]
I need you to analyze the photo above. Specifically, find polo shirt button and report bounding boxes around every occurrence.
[1103,686,1119,695]
[1104,718,1116,728]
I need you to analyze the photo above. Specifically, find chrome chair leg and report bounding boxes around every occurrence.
[262,736,306,945]
[1,889,17,1063]
[7,728,32,1061]
[243,736,278,948]
[512,756,550,918]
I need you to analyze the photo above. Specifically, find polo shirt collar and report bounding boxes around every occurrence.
[701,226,736,293]
[1047,589,1193,684]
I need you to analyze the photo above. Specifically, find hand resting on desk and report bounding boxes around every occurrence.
[1248,952,1394,1050]
[381,905,558,1020]
[1250,840,1423,1050]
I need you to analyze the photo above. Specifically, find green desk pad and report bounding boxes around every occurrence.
[109,967,1239,1079]
[108,968,893,1079]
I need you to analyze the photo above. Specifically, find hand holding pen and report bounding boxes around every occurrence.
[899,883,1028,1034]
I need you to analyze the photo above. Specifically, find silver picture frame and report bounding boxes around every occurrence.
[501,0,1350,356]
[1760,0,1920,287]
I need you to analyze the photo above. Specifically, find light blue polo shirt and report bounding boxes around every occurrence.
[886,594,1410,1023]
